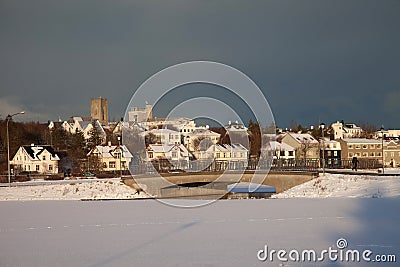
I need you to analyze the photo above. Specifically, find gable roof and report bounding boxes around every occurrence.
[206,143,248,153]
[90,145,133,158]
[147,144,188,154]
[22,145,60,161]
[286,133,318,144]
[268,141,295,151]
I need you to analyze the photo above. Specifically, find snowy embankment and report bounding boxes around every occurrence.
[0,180,149,201]
[272,173,400,198]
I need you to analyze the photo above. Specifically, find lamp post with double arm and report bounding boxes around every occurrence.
[7,111,25,187]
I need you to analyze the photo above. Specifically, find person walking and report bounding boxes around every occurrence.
[352,156,359,171]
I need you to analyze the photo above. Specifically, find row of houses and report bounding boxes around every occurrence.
[267,132,400,168]
[31,101,399,174]
[9,142,249,175]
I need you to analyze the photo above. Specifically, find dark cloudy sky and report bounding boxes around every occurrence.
[0,0,399,128]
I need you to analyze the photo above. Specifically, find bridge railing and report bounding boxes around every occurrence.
[129,157,381,175]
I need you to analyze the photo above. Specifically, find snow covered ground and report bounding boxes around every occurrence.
[1,199,399,266]
[2,173,400,201]
[273,173,400,198]
[0,179,149,201]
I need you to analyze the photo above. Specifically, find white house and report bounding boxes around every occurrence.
[331,121,363,139]
[224,121,248,134]
[87,144,133,172]
[112,121,146,135]
[268,141,296,160]
[281,132,320,159]
[142,117,194,131]
[143,129,181,145]
[183,128,220,151]
[10,144,60,174]
[194,143,248,165]
[146,144,190,162]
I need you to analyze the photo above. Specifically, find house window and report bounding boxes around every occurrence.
[240,152,244,158]
[280,151,285,156]
[349,145,353,149]
[377,144,381,149]
[24,156,27,161]
[216,153,220,158]
[43,155,46,160]
[355,145,361,149]
[349,153,353,157]
[377,152,382,157]
[362,152,368,157]
[288,151,294,156]
[232,152,235,157]
[109,162,116,168]
[370,152,375,157]
[103,162,107,168]
[370,144,375,149]
[36,165,40,171]
[148,152,153,158]
[362,145,367,149]
[115,153,121,159]
[48,165,53,171]
[223,153,226,158]
[172,152,178,158]
[121,161,126,168]
[333,151,337,157]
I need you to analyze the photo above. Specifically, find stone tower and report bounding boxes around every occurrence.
[91,97,108,125]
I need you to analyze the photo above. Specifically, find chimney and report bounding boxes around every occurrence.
[108,141,112,147]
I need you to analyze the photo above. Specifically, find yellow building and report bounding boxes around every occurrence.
[10,144,60,174]
[88,144,133,172]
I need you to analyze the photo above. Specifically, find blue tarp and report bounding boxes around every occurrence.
[227,182,276,193]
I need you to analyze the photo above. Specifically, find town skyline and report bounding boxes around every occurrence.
[1,1,399,128]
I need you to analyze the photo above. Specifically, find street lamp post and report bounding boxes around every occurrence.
[6,111,25,187]
[320,123,326,175]
[117,135,122,178]
[380,126,385,174]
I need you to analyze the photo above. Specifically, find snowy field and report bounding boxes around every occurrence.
[0,199,398,267]
[1,173,400,201]
[0,174,399,266]
[273,173,400,199]
[0,179,149,200]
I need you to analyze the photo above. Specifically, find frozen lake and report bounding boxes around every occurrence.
[0,199,399,266]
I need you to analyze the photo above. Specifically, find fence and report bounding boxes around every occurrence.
[129,157,381,175]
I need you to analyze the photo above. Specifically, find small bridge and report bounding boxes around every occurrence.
[124,171,318,199]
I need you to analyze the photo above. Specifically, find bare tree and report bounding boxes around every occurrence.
[193,137,213,151]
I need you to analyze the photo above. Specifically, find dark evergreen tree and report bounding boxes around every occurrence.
[87,121,103,150]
